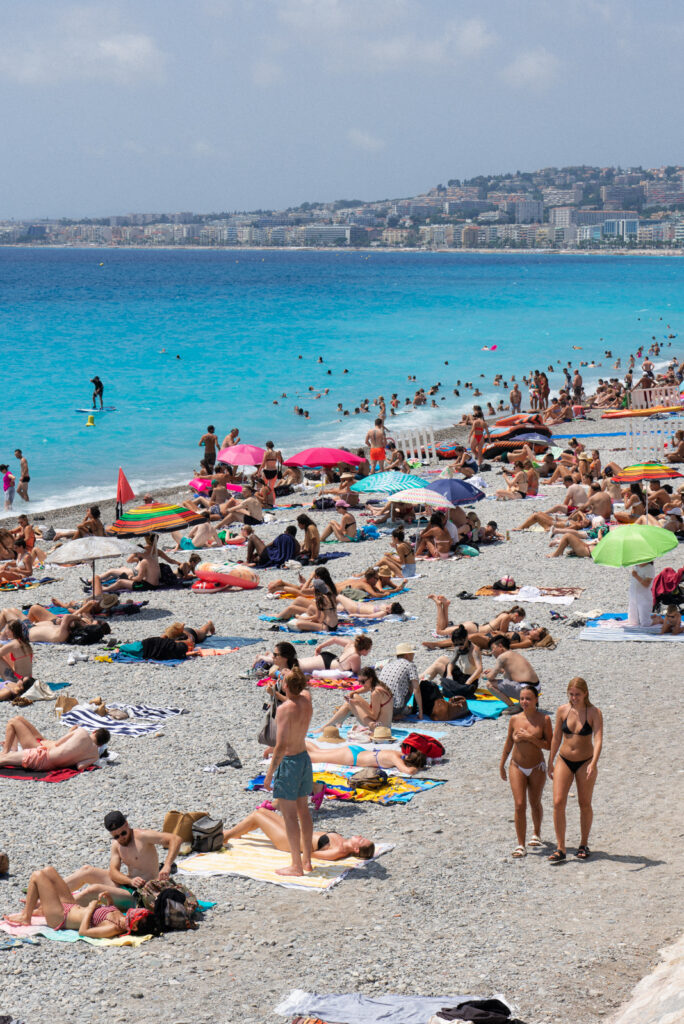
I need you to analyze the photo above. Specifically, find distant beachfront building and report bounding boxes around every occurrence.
[542,186,584,207]
[460,224,480,247]
[603,219,639,239]
[503,199,543,223]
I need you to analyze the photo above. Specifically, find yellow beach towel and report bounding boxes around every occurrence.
[177,830,392,892]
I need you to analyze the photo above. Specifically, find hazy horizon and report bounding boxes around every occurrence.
[1,0,682,220]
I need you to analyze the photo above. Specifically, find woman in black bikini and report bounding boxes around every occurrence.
[298,634,372,675]
[317,667,393,731]
[222,807,374,863]
[500,685,552,858]
[548,677,603,863]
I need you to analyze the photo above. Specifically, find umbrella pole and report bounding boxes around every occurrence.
[91,560,96,593]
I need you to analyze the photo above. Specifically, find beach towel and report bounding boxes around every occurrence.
[0,765,95,783]
[61,703,185,736]
[580,613,684,642]
[176,831,393,892]
[258,617,377,637]
[0,917,150,948]
[477,585,582,600]
[0,576,60,592]
[275,991,510,1024]
[247,770,445,805]
[493,585,579,606]
[258,532,300,567]
[258,676,364,692]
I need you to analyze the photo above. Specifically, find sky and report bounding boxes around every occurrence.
[1,0,682,219]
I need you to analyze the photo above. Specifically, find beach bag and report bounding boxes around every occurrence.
[258,694,278,746]
[138,879,199,932]
[400,733,445,759]
[492,575,516,591]
[418,679,442,717]
[431,696,470,721]
[191,815,224,853]
[349,768,387,790]
[163,810,207,843]
[312,497,336,510]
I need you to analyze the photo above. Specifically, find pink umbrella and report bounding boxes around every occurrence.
[284,447,365,468]
[217,444,265,466]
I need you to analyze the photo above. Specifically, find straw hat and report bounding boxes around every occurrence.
[320,725,345,743]
[100,594,119,610]
[372,726,393,743]
[395,642,416,656]
[377,567,393,579]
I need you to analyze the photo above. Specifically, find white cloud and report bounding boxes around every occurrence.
[453,18,497,57]
[191,140,217,159]
[251,59,283,87]
[366,18,495,69]
[501,48,560,88]
[347,128,385,153]
[0,7,165,85]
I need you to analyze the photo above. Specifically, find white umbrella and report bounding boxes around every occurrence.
[388,487,455,509]
[46,536,137,589]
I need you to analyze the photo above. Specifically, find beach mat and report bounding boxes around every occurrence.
[61,703,185,736]
[0,917,150,948]
[177,830,392,892]
[258,676,364,692]
[580,614,684,642]
[0,765,95,783]
[247,770,445,805]
[275,991,513,1024]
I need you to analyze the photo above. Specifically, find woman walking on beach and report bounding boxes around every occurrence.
[548,677,603,863]
[499,685,552,858]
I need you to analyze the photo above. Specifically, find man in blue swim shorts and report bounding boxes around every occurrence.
[264,668,314,876]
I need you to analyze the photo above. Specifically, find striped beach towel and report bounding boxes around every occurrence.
[61,703,186,736]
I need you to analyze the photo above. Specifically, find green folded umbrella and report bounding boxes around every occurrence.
[591,524,678,568]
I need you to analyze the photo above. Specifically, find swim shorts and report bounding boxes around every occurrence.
[272,750,314,801]
[370,448,386,462]
[497,678,537,699]
[22,743,52,771]
[402,563,417,578]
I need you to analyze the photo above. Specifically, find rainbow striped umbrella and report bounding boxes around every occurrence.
[109,504,205,536]
[613,462,683,484]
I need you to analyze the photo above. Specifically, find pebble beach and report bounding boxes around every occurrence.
[0,415,682,1024]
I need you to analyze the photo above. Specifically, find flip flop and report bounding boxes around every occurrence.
[512,845,526,858]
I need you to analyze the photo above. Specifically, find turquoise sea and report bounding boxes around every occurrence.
[1,247,682,514]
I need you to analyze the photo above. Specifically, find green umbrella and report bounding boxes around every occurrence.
[591,524,678,568]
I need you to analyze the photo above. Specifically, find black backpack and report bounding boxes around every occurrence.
[69,622,112,646]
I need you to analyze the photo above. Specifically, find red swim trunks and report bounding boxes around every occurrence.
[22,743,52,771]
[370,447,386,462]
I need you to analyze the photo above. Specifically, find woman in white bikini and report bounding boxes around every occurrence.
[499,685,552,858]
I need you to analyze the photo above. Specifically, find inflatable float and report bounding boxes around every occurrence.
[192,562,259,592]
[189,478,243,494]
[601,406,683,420]
[495,413,544,428]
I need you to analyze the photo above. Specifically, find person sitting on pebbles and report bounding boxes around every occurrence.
[483,635,540,715]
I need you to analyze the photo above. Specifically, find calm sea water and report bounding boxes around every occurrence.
[1,247,682,514]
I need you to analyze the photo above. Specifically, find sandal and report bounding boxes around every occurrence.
[528,835,543,848]
[548,849,566,864]
[512,845,526,858]
[576,845,591,859]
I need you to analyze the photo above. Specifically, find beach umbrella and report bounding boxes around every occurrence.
[284,447,366,468]
[350,472,426,494]
[425,478,485,505]
[109,504,205,537]
[47,536,137,589]
[511,433,553,446]
[217,444,265,467]
[115,467,135,518]
[612,462,683,483]
[387,487,455,509]
[591,524,677,568]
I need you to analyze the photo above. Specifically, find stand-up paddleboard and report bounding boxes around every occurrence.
[75,406,117,413]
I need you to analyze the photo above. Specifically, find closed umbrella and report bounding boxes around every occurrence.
[510,433,553,447]
[388,487,455,509]
[350,472,426,494]
[426,478,485,505]
[109,504,204,537]
[217,444,265,467]
[284,447,365,468]
[115,467,135,518]
[591,524,678,568]
[47,536,137,589]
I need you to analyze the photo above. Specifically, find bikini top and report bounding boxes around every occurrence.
[316,834,330,851]
[562,715,592,736]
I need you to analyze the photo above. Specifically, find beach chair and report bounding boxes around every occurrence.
[391,426,437,463]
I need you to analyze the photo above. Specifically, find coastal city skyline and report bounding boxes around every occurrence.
[4,162,684,250]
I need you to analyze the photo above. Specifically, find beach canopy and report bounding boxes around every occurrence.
[284,447,365,468]
[388,487,455,509]
[217,444,265,467]
[47,536,136,588]
[350,472,425,494]
[591,524,678,568]
[612,462,683,483]
[109,504,204,537]
[426,478,485,505]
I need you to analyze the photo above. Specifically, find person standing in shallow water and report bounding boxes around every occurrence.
[14,450,29,502]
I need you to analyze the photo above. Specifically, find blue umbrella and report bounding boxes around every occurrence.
[426,478,485,505]
[350,472,426,494]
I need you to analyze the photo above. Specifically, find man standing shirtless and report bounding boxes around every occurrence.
[263,669,313,876]
[365,419,387,473]
[62,811,183,908]
[14,450,29,502]
[198,425,219,472]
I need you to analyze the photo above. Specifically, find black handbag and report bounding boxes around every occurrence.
[191,815,224,852]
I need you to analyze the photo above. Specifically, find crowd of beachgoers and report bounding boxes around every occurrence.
[0,336,682,1024]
